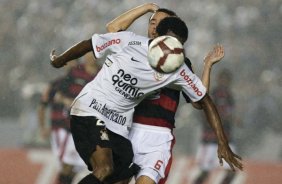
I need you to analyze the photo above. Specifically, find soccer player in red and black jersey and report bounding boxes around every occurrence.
[38,54,100,184]
[194,69,238,184]
[106,3,240,184]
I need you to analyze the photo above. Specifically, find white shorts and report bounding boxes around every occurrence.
[195,143,236,171]
[129,123,175,183]
[50,128,86,171]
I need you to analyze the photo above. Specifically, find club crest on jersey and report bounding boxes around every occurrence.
[105,58,113,67]
[100,129,109,141]
[154,72,164,81]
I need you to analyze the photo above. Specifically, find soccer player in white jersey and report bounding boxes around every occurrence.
[106,4,242,184]
[50,16,242,184]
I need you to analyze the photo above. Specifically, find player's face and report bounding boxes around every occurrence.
[148,12,170,39]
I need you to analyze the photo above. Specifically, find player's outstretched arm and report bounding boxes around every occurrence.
[106,3,159,32]
[201,44,224,93]
[50,39,93,68]
[199,94,243,171]
[191,44,224,109]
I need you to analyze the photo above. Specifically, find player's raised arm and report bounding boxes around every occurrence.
[106,3,159,32]
[199,94,243,171]
[190,44,224,109]
[201,44,224,93]
[50,39,93,68]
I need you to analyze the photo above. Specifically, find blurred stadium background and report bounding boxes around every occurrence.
[0,0,281,183]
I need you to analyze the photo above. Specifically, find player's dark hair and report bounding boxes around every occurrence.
[149,8,178,21]
[156,17,188,43]
[156,8,177,16]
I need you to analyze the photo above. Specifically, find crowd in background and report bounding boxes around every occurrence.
[0,0,282,161]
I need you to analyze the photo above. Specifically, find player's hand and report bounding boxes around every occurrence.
[204,44,224,66]
[217,142,243,171]
[145,3,159,12]
[50,49,65,68]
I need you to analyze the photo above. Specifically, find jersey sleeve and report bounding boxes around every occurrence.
[181,57,194,103]
[182,92,192,103]
[175,65,206,102]
[91,31,133,59]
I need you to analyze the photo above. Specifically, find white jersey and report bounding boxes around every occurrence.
[70,31,206,138]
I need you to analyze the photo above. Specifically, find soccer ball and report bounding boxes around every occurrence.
[148,35,185,73]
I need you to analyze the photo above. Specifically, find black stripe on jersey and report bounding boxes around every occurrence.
[148,39,153,46]
[134,101,176,123]
[184,57,193,72]
[134,88,180,127]
[90,38,97,60]
[134,57,193,127]
[182,57,193,103]
[161,88,181,102]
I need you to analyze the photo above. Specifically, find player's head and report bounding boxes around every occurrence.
[156,17,188,44]
[148,8,177,39]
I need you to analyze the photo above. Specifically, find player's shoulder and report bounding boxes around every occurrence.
[104,31,136,37]
[112,31,148,41]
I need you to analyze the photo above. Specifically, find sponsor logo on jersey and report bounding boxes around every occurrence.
[154,72,164,81]
[112,69,144,99]
[96,38,121,52]
[131,57,140,63]
[180,69,203,96]
[89,98,126,125]
[128,41,141,46]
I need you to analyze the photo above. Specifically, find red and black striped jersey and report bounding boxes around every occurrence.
[133,58,193,129]
[42,77,68,129]
[59,64,95,99]
[46,64,97,130]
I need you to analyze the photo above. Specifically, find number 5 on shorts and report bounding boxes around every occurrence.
[154,160,164,170]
